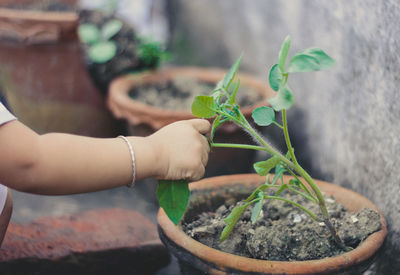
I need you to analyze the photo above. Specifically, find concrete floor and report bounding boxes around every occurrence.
[9,178,180,274]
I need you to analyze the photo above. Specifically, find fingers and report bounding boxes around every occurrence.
[199,135,209,166]
[188,119,211,134]
[189,165,205,181]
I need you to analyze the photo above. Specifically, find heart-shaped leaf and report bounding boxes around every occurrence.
[191,95,217,118]
[269,84,294,111]
[252,106,275,126]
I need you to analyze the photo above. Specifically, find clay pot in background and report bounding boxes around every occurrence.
[0,1,121,137]
[107,67,276,177]
[158,174,387,275]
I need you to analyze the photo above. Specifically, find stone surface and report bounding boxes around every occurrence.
[166,0,400,273]
[0,208,170,275]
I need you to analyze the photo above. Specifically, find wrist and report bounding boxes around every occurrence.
[128,136,159,180]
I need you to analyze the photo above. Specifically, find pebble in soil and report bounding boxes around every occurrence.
[129,76,264,110]
[183,189,381,261]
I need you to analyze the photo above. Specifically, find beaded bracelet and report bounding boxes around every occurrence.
[118,135,136,188]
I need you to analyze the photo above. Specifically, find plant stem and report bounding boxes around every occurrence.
[280,107,346,247]
[212,143,267,152]
[282,109,298,165]
[264,195,322,222]
[285,185,318,203]
[281,164,317,203]
[273,121,284,129]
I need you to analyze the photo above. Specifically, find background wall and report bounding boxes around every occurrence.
[166,0,400,273]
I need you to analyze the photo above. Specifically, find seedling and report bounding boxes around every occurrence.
[78,19,123,64]
[157,35,347,249]
[137,36,170,68]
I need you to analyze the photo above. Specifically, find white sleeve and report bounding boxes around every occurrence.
[0,184,7,215]
[0,102,16,126]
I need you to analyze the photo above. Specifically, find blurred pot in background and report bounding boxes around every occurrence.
[0,0,120,137]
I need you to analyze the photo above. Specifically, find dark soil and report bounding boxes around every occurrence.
[2,1,76,12]
[182,188,381,261]
[79,10,147,95]
[129,76,264,110]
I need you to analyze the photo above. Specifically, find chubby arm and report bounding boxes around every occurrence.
[0,119,210,195]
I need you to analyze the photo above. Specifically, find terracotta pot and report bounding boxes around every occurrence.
[107,67,276,177]
[157,174,387,275]
[0,1,121,137]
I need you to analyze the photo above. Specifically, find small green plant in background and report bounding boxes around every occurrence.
[78,19,123,63]
[157,35,349,249]
[137,37,170,68]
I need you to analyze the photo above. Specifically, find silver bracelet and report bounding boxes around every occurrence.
[118,135,136,188]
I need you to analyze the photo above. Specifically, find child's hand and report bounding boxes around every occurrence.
[148,119,211,181]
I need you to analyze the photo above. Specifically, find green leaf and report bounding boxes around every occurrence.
[251,191,264,224]
[191,95,217,118]
[157,180,190,225]
[223,55,242,89]
[228,79,240,105]
[211,115,228,141]
[253,156,280,176]
[215,80,224,91]
[289,178,301,188]
[78,24,100,44]
[101,19,123,40]
[302,47,335,70]
[271,164,286,185]
[212,90,223,102]
[275,183,288,196]
[252,106,275,126]
[285,150,293,160]
[268,64,282,91]
[287,53,320,73]
[245,184,269,202]
[278,35,291,72]
[268,84,294,111]
[287,48,335,73]
[88,41,117,63]
[220,203,249,241]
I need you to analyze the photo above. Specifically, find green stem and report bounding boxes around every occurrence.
[264,195,322,222]
[281,164,318,203]
[282,109,298,165]
[212,143,267,152]
[285,185,318,204]
[273,121,284,129]
[235,110,295,170]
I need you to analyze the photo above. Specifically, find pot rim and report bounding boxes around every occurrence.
[157,173,387,274]
[0,7,78,44]
[107,67,275,129]
[0,7,77,23]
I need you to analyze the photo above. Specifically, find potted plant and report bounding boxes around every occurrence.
[157,36,387,274]
[0,0,119,137]
[78,7,168,96]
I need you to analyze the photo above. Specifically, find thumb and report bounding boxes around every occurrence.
[188,119,211,134]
